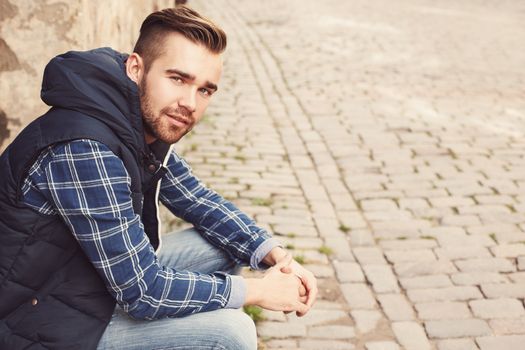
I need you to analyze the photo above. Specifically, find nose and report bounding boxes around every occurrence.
[178,85,197,113]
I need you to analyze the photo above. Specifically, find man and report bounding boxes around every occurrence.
[0,6,317,350]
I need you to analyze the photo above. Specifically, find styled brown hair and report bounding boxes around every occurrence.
[133,6,227,70]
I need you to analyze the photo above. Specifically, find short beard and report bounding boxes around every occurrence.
[138,76,193,144]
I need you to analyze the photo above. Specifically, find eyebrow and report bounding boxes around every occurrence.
[166,68,218,91]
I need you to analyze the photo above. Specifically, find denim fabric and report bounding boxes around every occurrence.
[97,228,257,350]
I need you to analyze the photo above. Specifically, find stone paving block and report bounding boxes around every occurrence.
[425,319,491,338]
[273,224,318,237]
[364,210,412,222]
[365,341,400,350]
[491,244,525,258]
[301,250,329,264]
[308,325,355,339]
[265,339,298,349]
[466,223,521,237]
[507,271,525,283]
[349,230,375,247]
[262,309,287,322]
[518,256,525,271]
[489,317,525,335]
[481,283,525,298]
[304,263,334,278]
[475,194,515,205]
[437,338,479,350]
[399,198,429,211]
[441,215,482,227]
[378,294,415,321]
[371,219,432,233]
[394,260,457,277]
[405,188,449,198]
[361,199,398,211]
[451,272,508,285]
[379,238,437,250]
[434,232,494,247]
[333,261,365,282]
[353,247,387,264]
[341,283,378,309]
[476,335,525,350]
[407,286,482,303]
[490,232,525,244]
[469,298,525,319]
[299,340,355,349]
[435,246,491,260]
[415,301,472,320]
[339,211,369,230]
[455,258,515,273]
[323,237,355,261]
[281,236,324,250]
[458,204,512,215]
[429,196,476,208]
[257,321,306,338]
[509,272,525,283]
[351,310,382,334]
[400,274,453,289]
[362,265,400,293]
[392,321,431,350]
[384,249,436,263]
[481,212,525,225]
[288,309,348,326]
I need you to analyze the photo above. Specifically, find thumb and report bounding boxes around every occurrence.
[273,252,292,270]
[281,265,293,274]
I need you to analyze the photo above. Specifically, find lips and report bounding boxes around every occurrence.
[166,114,190,125]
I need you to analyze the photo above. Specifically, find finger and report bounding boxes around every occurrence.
[299,295,308,303]
[294,301,309,317]
[273,252,292,269]
[305,276,318,308]
[299,283,307,296]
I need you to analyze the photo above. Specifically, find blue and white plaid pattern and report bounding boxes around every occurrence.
[21,139,275,320]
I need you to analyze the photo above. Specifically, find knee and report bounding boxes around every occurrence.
[213,310,257,350]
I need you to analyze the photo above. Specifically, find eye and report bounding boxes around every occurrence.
[199,88,213,98]
[170,76,184,84]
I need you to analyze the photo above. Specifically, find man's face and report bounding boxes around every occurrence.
[136,33,222,144]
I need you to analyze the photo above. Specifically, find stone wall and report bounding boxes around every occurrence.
[0,0,172,151]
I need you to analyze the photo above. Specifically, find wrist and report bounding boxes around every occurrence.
[262,246,288,266]
[244,278,263,306]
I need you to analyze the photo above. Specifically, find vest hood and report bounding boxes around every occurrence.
[40,47,147,156]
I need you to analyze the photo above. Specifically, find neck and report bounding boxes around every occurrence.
[144,132,156,145]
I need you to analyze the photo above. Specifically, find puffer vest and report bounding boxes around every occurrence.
[0,108,170,348]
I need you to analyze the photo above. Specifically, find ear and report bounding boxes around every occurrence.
[126,53,144,84]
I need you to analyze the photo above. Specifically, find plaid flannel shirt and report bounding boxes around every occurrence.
[21,139,278,320]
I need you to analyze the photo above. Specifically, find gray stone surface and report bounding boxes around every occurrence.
[437,339,479,350]
[489,317,525,335]
[308,325,355,339]
[392,322,431,350]
[365,341,400,350]
[425,319,492,339]
[341,283,378,309]
[470,298,525,319]
[476,335,525,350]
[416,302,472,320]
[407,286,483,303]
[378,294,415,321]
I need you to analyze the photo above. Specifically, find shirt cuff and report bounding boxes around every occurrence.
[250,237,282,270]
[225,275,246,309]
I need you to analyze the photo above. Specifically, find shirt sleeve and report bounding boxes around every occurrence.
[159,150,281,270]
[35,139,239,320]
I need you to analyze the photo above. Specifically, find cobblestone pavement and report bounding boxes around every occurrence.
[164,1,525,349]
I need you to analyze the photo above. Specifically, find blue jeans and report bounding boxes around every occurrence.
[97,228,257,350]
